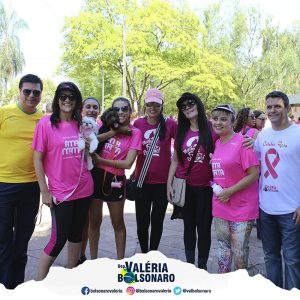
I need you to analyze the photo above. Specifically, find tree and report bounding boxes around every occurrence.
[60,0,236,114]
[201,1,267,108]
[0,2,27,96]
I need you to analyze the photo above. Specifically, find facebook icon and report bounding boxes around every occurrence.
[81,286,90,295]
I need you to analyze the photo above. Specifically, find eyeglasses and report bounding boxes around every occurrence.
[180,100,196,111]
[22,89,41,97]
[113,106,130,113]
[59,94,76,101]
[257,117,266,121]
[248,115,256,120]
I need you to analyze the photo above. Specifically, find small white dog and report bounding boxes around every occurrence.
[78,116,99,170]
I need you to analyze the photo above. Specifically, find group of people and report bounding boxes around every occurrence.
[0,74,299,291]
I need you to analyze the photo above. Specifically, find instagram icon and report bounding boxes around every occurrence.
[126,286,135,295]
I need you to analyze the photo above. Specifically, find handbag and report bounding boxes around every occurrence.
[171,177,186,207]
[126,173,143,201]
[171,139,202,208]
[126,121,162,201]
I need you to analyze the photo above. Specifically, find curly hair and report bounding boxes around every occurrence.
[233,107,251,133]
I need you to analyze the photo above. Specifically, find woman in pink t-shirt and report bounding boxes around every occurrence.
[233,107,259,138]
[92,97,142,259]
[167,92,216,270]
[133,88,177,253]
[33,82,93,280]
[210,104,260,273]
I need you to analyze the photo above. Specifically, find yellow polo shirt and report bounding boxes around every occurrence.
[0,103,43,183]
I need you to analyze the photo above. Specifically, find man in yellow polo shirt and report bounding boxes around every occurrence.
[0,74,43,289]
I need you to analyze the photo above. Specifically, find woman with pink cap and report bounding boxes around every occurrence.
[133,88,177,253]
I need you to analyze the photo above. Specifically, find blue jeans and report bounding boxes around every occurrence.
[259,208,300,290]
[0,182,40,289]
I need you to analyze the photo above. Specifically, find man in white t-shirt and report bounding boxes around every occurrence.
[255,91,300,290]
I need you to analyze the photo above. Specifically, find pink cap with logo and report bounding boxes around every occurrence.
[144,88,164,105]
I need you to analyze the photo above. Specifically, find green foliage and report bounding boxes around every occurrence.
[59,0,236,114]
[0,2,27,95]
[58,0,300,114]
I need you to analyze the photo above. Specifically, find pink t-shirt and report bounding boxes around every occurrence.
[175,127,218,186]
[96,118,102,128]
[32,115,93,201]
[98,125,142,176]
[133,117,177,184]
[239,126,257,138]
[211,133,259,222]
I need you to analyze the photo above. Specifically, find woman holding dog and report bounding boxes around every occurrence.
[133,88,177,253]
[79,97,127,262]
[92,97,142,259]
[33,82,93,280]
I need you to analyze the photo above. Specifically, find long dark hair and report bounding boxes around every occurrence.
[176,92,214,164]
[233,107,251,133]
[50,82,82,128]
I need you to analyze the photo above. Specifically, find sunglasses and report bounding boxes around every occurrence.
[22,89,41,97]
[113,106,130,113]
[59,94,76,101]
[248,115,256,120]
[180,100,196,111]
[145,102,162,108]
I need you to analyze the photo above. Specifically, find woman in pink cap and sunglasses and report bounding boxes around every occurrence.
[133,88,177,253]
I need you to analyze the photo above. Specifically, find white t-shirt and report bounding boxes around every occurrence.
[255,124,300,214]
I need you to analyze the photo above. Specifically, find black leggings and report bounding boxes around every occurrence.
[44,197,91,257]
[135,183,168,253]
[183,185,213,269]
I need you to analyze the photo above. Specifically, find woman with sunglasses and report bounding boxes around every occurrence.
[133,88,177,253]
[233,107,259,138]
[253,110,267,131]
[210,105,260,273]
[79,97,131,263]
[167,92,217,270]
[91,97,142,259]
[33,82,93,280]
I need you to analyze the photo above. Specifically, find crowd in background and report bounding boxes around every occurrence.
[0,74,299,291]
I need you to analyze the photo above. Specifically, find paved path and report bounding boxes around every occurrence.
[25,201,266,281]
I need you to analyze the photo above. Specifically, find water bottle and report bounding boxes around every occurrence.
[210,182,223,196]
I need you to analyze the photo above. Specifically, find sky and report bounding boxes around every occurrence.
[2,0,300,84]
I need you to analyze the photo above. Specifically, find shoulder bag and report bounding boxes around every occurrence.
[171,140,202,207]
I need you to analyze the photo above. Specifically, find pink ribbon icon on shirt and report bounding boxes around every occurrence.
[264,148,280,179]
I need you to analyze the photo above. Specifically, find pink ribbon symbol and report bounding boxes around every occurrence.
[264,148,280,179]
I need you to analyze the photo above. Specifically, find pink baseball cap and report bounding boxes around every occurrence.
[144,88,164,105]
